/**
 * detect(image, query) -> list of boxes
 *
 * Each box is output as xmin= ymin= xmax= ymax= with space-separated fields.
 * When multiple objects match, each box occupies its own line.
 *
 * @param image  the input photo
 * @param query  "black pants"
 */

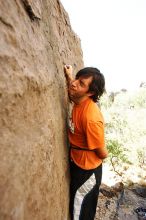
xmin=69 ymin=161 xmax=102 ymax=220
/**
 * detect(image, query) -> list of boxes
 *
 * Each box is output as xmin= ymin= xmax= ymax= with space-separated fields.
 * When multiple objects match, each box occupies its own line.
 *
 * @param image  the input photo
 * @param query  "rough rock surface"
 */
xmin=0 ymin=1 xmax=83 ymax=220
xmin=95 ymin=183 xmax=146 ymax=220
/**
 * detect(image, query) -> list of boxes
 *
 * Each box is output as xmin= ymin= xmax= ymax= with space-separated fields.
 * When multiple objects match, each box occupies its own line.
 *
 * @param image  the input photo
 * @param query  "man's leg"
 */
xmin=69 ymin=162 xmax=102 ymax=220
xmin=70 ymin=161 xmax=86 ymax=220
xmin=79 ymin=164 xmax=102 ymax=220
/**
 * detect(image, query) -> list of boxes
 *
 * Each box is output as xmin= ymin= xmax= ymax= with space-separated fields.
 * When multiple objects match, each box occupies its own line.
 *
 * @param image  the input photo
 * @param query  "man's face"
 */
xmin=69 ymin=76 xmax=93 ymax=102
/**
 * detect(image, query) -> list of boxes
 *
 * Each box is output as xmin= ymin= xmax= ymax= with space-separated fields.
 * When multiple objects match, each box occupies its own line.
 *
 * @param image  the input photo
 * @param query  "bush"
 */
xmin=101 ymin=88 xmax=146 ymax=178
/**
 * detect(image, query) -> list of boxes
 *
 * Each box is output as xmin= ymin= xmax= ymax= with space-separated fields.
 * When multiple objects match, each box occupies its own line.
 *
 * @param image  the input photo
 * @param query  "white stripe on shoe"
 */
xmin=73 ymin=173 xmax=96 ymax=220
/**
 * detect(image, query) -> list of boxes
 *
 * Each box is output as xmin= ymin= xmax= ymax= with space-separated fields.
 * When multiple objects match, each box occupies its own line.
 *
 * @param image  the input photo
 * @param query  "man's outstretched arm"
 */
xmin=64 ymin=65 xmax=73 ymax=88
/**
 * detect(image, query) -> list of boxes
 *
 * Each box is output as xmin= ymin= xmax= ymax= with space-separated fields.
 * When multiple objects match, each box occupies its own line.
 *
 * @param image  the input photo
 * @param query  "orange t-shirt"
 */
xmin=68 ymin=98 xmax=105 ymax=170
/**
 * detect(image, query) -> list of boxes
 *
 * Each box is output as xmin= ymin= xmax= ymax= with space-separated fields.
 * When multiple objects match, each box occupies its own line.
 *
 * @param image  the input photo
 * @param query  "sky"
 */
xmin=60 ymin=0 xmax=146 ymax=92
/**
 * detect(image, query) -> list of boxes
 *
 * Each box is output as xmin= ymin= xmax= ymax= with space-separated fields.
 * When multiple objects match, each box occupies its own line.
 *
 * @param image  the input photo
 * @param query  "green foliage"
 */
xmin=112 ymin=88 xmax=146 ymax=109
xmin=105 ymin=111 xmax=128 ymax=135
xmin=137 ymin=148 xmax=146 ymax=167
xmin=106 ymin=139 xmax=131 ymax=176
xmin=130 ymin=88 xmax=146 ymax=108
xmin=101 ymin=88 xmax=146 ymax=177
xmin=107 ymin=139 xmax=130 ymax=164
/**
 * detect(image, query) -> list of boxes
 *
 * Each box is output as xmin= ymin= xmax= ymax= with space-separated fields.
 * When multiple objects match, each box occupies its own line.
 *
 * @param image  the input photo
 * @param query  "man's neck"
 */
xmin=73 ymin=96 xmax=90 ymax=105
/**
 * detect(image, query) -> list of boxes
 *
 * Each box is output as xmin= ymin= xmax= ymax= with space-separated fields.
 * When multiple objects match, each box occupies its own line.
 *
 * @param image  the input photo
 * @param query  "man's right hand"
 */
xmin=64 ymin=65 xmax=73 ymax=79
xmin=64 ymin=65 xmax=73 ymax=88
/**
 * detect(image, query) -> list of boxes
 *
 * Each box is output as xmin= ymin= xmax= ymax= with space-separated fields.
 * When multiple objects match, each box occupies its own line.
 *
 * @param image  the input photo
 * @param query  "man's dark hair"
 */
xmin=76 ymin=67 xmax=105 ymax=102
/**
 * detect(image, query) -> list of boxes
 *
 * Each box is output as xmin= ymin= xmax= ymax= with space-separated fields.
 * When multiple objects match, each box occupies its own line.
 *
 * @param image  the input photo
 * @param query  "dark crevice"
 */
xmin=0 ymin=17 xmax=14 ymax=29
xmin=21 ymin=0 xmax=41 ymax=21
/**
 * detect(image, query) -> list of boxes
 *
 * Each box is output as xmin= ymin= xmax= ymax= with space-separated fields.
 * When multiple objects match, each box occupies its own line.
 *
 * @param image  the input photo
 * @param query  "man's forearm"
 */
xmin=95 ymin=147 xmax=108 ymax=159
xmin=64 ymin=65 xmax=73 ymax=88
xmin=66 ymin=74 xmax=73 ymax=88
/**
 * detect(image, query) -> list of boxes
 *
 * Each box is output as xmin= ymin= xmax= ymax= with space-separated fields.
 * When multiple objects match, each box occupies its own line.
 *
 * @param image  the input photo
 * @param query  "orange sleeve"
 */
xmin=86 ymin=121 xmax=105 ymax=150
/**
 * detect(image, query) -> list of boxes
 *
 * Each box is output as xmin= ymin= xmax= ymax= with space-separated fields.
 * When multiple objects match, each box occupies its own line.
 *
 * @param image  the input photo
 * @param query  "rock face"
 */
xmin=0 ymin=1 xmax=83 ymax=219
xmin=96 ymin=184 xmax=146 ymax=220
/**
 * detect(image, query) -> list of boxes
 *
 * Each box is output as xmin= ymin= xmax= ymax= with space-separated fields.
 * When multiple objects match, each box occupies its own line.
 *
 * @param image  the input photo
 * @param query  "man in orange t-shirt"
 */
xmin=64 ymin=65 xmax=108 ymax=220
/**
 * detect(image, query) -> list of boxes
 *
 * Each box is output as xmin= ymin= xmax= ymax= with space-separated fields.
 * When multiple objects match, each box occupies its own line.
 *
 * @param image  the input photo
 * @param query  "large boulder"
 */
xmin=0 ymin=1 xmax=83 ymax=219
